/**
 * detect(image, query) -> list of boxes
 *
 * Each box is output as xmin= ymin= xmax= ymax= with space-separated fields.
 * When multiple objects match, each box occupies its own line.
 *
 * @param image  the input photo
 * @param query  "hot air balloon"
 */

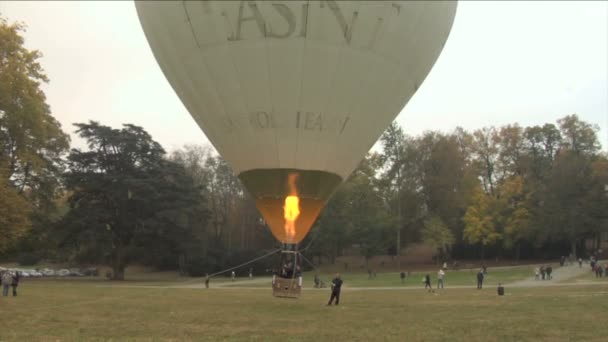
xmin=135 ymin=0 xmax=457 ymax=297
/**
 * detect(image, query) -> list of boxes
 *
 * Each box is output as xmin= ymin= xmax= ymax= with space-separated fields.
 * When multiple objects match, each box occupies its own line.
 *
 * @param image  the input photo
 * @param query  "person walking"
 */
xmin=11 ymin=271 xmax=20 ymax=296
xmin=424 ymin=274 xmax=432 ymax=291
xmin=534 ymin=267 xmax=540 ymax=280
xmin=204 ymin=273 xmax=210 ymax=289
xmin=400 ymin=271 xmax=406 ymax=284
xmin=546 ymin=265 xmax=553 ymax=280
xmin=476 ymin=269 xmax=484 ymax=289
xmin=437 ymin=269 xmax=445 ymax=289
xmin=578 ymin=258 xmax=583 ymax=268
xmin=2 ymin=271 xmax=13 ymax=296
xmin=327 ymin=273 xmax=343 ymax=306
xmin=248 ymin=268 xmax=253 ymax=279
xmin=231 ymin=271 xmax=236 ymax=282
xmin=540 ymin=265 xmax=546 ymax=280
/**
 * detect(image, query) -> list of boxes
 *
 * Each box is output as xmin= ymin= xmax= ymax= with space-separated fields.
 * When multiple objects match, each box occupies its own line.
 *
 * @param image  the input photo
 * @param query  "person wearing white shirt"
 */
xmin=437 ymin=269 xmax=445 ymax=289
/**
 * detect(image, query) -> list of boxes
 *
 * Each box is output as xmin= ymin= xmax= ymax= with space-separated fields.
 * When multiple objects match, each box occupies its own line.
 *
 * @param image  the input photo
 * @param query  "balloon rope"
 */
xmin=298 ymin=229 xmax=319 ymax=253
xmin=298 ymin=252 xmax=318 ymax=271
xmin=208 ymin=248 xmax=282 ymax=279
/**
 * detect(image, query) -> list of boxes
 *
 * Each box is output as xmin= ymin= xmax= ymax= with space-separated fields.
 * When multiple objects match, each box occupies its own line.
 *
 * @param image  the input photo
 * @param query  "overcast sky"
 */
xmin=1 ymin=1 xmax=607 ymax=153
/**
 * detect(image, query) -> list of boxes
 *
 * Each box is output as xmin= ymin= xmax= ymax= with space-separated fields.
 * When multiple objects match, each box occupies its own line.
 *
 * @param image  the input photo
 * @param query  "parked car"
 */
xmin=57 ymin=269 xmax=70 ymax=277
xmin=41 ymin=269 xmax=55 ymax=277
xmin=82 ymin=267 xmax=99 ymax=276
xmin=69 ymin=268 xmax=84 ymax=277
xmin=28 ymin=270 xmax=43 ymax=277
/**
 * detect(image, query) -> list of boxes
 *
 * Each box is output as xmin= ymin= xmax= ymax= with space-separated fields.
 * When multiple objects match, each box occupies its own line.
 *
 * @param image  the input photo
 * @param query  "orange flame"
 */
xmin=283 ymin=173 xmax=300 ymax=240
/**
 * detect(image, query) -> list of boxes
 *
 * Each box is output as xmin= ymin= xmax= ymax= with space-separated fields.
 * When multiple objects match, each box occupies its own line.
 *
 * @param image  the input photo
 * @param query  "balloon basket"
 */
xmin=272 ymin=244 xmax=302 ymax=299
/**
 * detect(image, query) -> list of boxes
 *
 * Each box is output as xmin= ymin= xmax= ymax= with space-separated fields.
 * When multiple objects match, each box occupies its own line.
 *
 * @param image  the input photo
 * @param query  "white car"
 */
xmin=29 ymin=270 xmax=43 ymax=277
xmin=41 ymin=269 xmax=55 ymax=277
xmin=57 ymin=269 xmax=70 ymax=277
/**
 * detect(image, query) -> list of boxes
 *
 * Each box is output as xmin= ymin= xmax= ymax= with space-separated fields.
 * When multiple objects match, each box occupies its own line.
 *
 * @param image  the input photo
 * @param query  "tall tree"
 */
xmin=379 ymin=122 xmax=406 ymax=267
xmin=0 ymin=174 xmax=30 ymax=253
xmin=471 ymin=127 xmax=499 ymax=195
xmin=0 ymin=17 xmax=70 ymax=210
xmin=59 ymin=122 xmax=208 ymax=279
xmin=557 ymin=114 xmax=601 ymax=155
xmin=421 ymin=215 xmax=455 ymax=264
xmin=463 ymin=187 xmax=502 ymax=260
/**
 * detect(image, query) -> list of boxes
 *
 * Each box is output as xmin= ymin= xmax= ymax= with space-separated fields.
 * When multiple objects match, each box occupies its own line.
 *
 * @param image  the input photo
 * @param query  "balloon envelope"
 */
xmin=136 ymin=0 xmax=457 ymax=244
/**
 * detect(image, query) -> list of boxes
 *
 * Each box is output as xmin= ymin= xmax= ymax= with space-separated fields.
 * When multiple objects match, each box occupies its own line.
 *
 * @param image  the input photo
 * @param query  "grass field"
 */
xmin=1 ymin=274 xmax=607 ymax=341
xmin=219 ymin=264 xmax=544 ymax=288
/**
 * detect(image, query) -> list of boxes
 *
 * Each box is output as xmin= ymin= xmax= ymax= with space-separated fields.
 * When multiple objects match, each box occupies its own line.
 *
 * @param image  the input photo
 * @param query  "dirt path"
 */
xmin=509 ymin=263 xmax=592 ymax=287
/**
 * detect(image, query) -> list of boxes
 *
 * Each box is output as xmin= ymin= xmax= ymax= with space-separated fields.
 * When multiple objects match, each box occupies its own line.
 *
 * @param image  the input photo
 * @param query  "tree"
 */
xmin=347 ymin=153 xmax=392 ymax=267
xmin=471 ymin=127 xmax=499 ymax=195
xmin=0 ymin=175 xmax=30 ymax=253
xmin=499 ymin=176 xmax=532 ymax=261
xmin=421 ymin=215 xmax=455 ymax=264
xmin=557 ymin=114 xmax=601 ymax=155
xmin=0 ymin=16 xmax=70 ymax=210
xmin=379 ymin=122 xmax=406 ymax=267
xmin=59 ymin=122 xmax=208 ymax=279
xmin=463 ymin=187 xmax=502 ymax=260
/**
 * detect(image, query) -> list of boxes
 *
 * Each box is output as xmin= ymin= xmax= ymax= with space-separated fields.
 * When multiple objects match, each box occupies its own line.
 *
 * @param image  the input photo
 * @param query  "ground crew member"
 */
xmin=327 ymin=273 xmax=343 ymax=306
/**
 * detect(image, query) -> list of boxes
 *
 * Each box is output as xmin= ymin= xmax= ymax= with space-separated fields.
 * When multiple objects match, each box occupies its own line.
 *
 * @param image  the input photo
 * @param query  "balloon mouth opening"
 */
xmin=238 ymin=169 xmax=342 ymax=244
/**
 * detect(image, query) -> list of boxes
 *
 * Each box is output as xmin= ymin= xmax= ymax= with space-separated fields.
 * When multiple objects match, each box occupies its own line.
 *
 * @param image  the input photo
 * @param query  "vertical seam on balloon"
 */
xmin=197 ymin=2 xmax=243 ymax=174
xmin=319 ymin=1 xmax=363 ymax=178
xmin=294 ymin=0 xmax=311 ymax=171
xmin=176 ymin=1 xmax=227 ymax=159
xmin=260 ymin=2 xmax=280 ymax=172
xmin=182 ymin=1 xmax=202 ymax=49
xmin=187 ymin=1 xmax=233 ymax=171
xmin=222 ymin=9 xmax=256 ymax=174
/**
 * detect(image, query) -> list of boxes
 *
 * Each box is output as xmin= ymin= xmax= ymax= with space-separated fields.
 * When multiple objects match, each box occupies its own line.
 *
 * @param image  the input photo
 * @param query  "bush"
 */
xmin=18 ymin=252 xmax=41 ymax=266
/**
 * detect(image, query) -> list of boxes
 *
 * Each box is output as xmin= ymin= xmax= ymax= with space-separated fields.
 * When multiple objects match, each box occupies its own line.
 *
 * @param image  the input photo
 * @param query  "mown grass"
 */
xmin=1 ymin=278 xmax=607 ymax=341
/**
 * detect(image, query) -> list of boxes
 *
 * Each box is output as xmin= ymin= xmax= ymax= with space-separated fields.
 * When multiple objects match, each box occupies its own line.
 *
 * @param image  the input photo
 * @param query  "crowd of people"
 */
xmin=1 ymin=270 xmax=20 ymax=297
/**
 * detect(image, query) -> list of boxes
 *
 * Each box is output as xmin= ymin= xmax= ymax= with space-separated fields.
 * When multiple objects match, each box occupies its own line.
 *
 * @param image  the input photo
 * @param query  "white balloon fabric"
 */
xmin=135 ymin=0 xmax=457 ymax=180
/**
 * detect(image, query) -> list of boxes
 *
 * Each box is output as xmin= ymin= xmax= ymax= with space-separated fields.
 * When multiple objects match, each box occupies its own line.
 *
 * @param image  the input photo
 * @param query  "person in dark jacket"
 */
xmin=476 ymin=269 xmax=484 ymax=289
xmin=327 ymin=273 xmax=343 ymax=306
xmin=546 ymin=266 xmax=553 ymax=280
xmin=11 ymin=271 xmax=20 ymax=296
xmin=424 ymin=274 xmax=432 ymax=290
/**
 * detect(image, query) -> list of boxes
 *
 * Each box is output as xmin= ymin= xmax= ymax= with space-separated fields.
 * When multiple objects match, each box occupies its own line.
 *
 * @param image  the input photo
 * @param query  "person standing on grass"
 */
xmin=400 ymin=271 xmax=406 ymax=284
xmin=327 ymin=273 xmax=343 ymax=306
xmin=437 ymin=269 xmax=445 ymax=289
xmin=540 ymin=265 xmax=546 ymax=280
xmin=476 ymin=269 xmax=484 ymax=289
xmin=424 ymin=274 xmax=432 ymax=290
xmin=2 ymin=271 xmax=13 ymax=296
xmin=11 ymin=271 xmax=20 ymax=296
xmin=546 ymin=266 xmax=553 ymax=280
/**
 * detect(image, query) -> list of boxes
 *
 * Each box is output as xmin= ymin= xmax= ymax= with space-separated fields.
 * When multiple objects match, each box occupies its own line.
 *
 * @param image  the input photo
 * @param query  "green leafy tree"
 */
xmin=0 ymin=16 xmax=70 ymax=257
xmin=421 ymin=215 xmax=455 ymax=264
xmin=0 ymin=16 xmax=70 ymax=210
xmin=0 ymin=174 xmax=30 ymax=253
xmin=59 ymin=122 xmax=208 ymax=280
xmin=463 ymin=187 xmax=502 ymax=260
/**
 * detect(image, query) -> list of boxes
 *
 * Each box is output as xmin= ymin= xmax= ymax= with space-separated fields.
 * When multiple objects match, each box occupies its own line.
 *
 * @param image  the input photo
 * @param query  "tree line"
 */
xmin=1 ymin=16 xmax=606 ymax=279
